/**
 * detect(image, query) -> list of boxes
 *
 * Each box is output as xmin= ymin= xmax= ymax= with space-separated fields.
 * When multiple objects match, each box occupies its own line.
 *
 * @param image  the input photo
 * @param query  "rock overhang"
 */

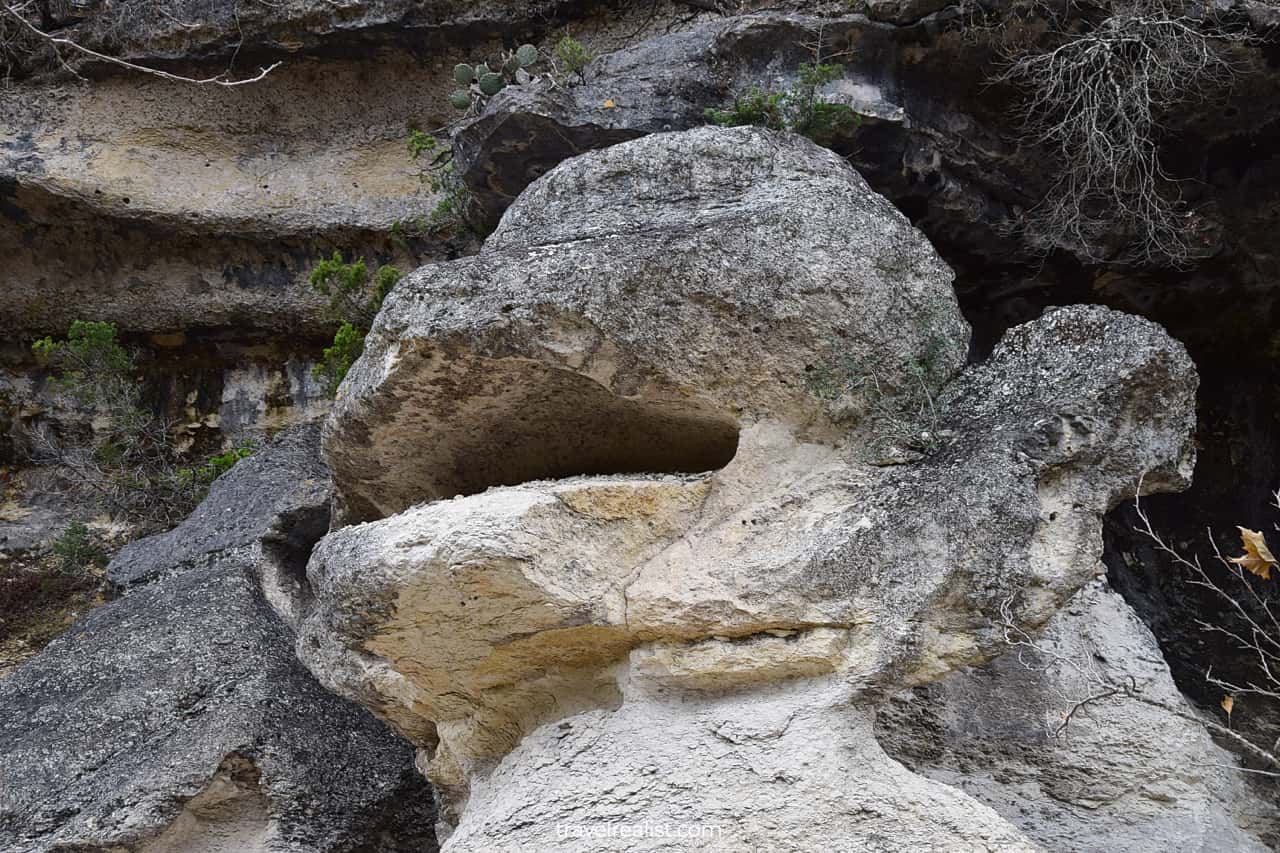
xmin=323 ymin=125 xmax=970 ymax=525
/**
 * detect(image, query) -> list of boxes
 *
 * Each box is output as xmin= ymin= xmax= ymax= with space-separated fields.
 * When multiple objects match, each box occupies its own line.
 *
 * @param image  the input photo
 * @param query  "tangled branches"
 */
xmin=1134 ymin=491 xmax=1280 ymax=760
xmin=997 ymin=480 xmax=1280 ymax=778
xmin=1 ymin=1 xmax=279 ymax=85
xmin=998 ymin=587 xmax=1280 ymax=776
xmin=29 ymin=322 xmax=213 ymax=531
xmin=991 ymin=0 xmax=1251 ymax=266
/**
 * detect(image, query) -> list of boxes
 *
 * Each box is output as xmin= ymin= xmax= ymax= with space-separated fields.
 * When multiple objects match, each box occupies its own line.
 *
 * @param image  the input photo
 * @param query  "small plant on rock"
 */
xmin=405 ymin=128 xmax=476 ymax=234
xmin=554 ymin=35 xmax=593 ymax=78
xmin=177 ymin=440 xmax=254 ymax=487
xmin=51 ymin=522 xmax=107 ymax=576
xmin=314 ymin=322 xmax=365 ymax=395
xmin=807 ymin=308 xmax=957 ymax=464
xmin=449 ymin=44 xmax=540 ymax=113
xmin=1 ymin=523 xmax=105 ymax=648
xmin=706 ymin=60 xmax=861 ymax=147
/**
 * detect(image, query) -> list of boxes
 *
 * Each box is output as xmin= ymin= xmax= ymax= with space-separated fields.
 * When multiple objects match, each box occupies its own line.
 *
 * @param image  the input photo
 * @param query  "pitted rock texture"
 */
xmin=302 ymin=127 xmax=1205 ymax=849
xmin=324 ymin=125 xmax=968 ymax=524
xmin=0 ymin=427 xmax=437 ymax=853
xmin=876 ymin=580 xmax=1279 ymax=853
xmin=107 ymin=423 xmax=329 ymax=597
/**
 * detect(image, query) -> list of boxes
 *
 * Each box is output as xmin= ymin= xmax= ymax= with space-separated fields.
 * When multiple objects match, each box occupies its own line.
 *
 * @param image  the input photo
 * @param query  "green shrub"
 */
xmin=704 ymin=88 xmax=786 ymax=132
xmin=51 ymin=522 xmax=107 ymax=575
xmin=205 ymin=441 xmax=254 ymax=478
xmin=33 ymin=321 xmax=131 ymax=405
xmin=554 ymin=35 xmax=593 ymax=77
xmin=406 ymin=130 xmax=475 ymax=235
xmin=309 ymin=251 xmax=400 ymax=330
xmin=177 ymin=440 xmax=254 ymax=487
xmin=308 ymin=254 xmax=402 ymax=396
xmin=314 ymin=322 xmax=365 ymax=396
xmin=705 ymin=61 xmax=860 ymax=146
xmin=31 ymin=322 xmax=209 ymax=528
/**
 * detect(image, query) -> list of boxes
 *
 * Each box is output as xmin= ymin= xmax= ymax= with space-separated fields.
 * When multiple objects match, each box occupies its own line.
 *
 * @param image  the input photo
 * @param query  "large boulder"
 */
xmin=323 ymin=125 xmax=969 ymax=524
xmin=301 ymin=127 xmax=1205 ymax=849
xmin=106 ymin=424 xmax=329 ymax=599
xmin=0 ymin=427 xmax=438 ymax=853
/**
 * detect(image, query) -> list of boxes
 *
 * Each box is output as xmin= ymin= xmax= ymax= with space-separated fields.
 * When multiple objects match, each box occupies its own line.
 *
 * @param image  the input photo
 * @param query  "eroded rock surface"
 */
xmin=876 ymin=580 xmax=1279 ymax=852
xmin=0 ymin=427 xmax=437 ymax=853
xmin=301 ymin=127 xmax=1210 ymax=850
xmin=323 ymin=125 xmax=968 ymax=524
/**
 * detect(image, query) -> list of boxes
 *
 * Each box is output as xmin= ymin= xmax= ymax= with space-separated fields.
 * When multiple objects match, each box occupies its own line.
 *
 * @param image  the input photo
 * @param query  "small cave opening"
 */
xmin=433 ymin=397 xmax=742 ymax=498
xmin=347 ymin=354 xmax=743 ymax=523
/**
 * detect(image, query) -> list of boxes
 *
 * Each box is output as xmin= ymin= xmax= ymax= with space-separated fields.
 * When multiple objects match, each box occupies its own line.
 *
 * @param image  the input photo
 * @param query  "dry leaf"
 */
xmin=603 ymin=98 xmax=616 ymax=109
xmin=1229 ymin=527 xmax=1276 ymax=580
xmin=1221 ymin=694 xmax=1234 ymax=717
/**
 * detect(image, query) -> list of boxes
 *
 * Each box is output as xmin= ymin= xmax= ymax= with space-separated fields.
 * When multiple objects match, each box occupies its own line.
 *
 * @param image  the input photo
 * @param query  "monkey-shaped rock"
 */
xmin=300 ymin=126 xmax=1197 ymax=851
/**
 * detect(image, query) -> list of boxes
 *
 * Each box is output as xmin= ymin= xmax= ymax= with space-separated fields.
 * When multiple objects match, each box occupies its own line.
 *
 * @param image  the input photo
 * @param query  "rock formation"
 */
xmin=0 ymin=427 xmax=438 ymax=853
xmin=299 ymin=126 xmax=1215 ymax=849
xmin=2 ymin=1 xmax=1279 ymax=849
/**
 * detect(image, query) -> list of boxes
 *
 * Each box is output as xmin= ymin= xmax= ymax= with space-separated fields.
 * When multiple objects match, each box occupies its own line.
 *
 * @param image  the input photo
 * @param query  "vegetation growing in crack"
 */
xmin=705 ymin=60 xmax=861 ymax=148
xmin=406 ymin=128 xmax=479 ymax=236
xmin=553 ymin=35 xmax=593 ymax=79
xmin=309 ymin=252 xmax=401 ymax=396
xmin=807 ymin=331 xmax=955 ymax=463
xmin=181 ymin=441 xmax=254 ymax=487
xmin=968 ymin=0 xmax=1256 ymax=266
xmin=28 ymin=322 xmax=252 ymax=531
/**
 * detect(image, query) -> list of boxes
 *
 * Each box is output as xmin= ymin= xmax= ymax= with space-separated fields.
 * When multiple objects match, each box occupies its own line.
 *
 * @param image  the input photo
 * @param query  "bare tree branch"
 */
xmin=978 ymin=0 xmax=1254 ymax=265
xmin=1 ymin=3 xmax=280 ymax=86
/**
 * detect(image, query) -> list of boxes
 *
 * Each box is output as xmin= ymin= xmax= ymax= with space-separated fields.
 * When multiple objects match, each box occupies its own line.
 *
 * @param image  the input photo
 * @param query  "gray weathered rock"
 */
xmin=302 ymin=127 xmax=1206 ymax=849
xmin=324 ymin=125 xmax=968 ymax=525
xmin=876 ymin=580 xmax=1280 ymax=852
xmin=451 ymin=12 xmax=1006 ymax=233
xmin=0 ymin=427 xmax=438 ymax=853
xmin=107 ymin=424 xmax=328 ymax=590
xmin=17 ymin=1 xmax=599 ymax=69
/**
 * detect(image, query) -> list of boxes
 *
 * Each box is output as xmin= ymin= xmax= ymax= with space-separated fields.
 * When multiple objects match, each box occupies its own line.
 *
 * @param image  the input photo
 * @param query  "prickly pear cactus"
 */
xmin=449 ymin=44 xmax=542 ymax=111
